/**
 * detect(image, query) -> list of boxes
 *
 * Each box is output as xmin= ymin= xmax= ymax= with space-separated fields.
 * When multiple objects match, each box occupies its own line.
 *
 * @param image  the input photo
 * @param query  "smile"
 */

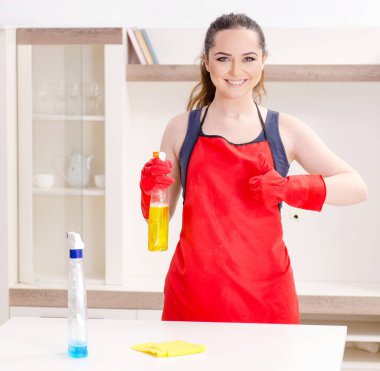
xmin=225 ymin=79 xmax=247 ymax=86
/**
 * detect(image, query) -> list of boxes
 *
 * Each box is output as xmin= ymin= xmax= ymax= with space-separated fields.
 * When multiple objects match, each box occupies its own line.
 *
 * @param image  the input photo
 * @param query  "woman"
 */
xmin=139 ymin=13 xmax=368 ymax=324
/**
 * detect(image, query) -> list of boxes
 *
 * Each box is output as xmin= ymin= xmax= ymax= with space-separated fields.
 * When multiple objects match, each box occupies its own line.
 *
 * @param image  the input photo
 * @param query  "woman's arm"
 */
xmin=281 ymin=113 xmax=368 ymax=205
xmin=160 ymin=112 xmax=189 ymax=219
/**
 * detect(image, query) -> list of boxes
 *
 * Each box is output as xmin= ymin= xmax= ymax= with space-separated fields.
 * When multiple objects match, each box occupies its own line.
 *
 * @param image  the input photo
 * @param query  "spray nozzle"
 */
xmin=153 ymin=151 xmax=166 ymax=161
xmin=66 ymin=231 xmax=85 ymax=250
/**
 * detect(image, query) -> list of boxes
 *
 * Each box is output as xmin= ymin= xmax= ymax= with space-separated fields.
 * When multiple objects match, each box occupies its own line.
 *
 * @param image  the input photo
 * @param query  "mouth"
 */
xmin=225 ymin=79 xmax=247 ymax=86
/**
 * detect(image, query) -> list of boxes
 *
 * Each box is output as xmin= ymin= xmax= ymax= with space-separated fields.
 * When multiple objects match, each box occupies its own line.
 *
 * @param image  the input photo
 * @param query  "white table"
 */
xmin=0 ymin=317 xmax=346 ymax=371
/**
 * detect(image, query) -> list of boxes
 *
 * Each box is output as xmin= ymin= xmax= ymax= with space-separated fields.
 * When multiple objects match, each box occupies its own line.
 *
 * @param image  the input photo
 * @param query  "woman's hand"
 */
xmin=140 ymin=157 xmax=175 ymax=219
xmin=249 ymin=153 xmax=326 ymax=211
xmin=140 ymin=157 xmax=175 ymax=195
xmin=249 ymin=153 xmax=287 ymax=208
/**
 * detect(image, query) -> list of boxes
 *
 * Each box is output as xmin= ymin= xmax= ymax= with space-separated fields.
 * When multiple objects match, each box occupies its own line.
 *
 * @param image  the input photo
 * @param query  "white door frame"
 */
xmin=0 ymin=27 xmax=18 ymax=325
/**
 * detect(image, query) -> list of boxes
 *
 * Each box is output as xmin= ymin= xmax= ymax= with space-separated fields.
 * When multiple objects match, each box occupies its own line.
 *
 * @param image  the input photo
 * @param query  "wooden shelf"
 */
xmin=9 ymin=281 xmax=380 ymax=314
xmin=126 ymin=64 xmax=380 ymax=82
xmin=33 ymin=187 xmax=104 ymax=196
xmin=33 ymin=114 xmax=105 ymax=122
xmin=297 ymin=281 xmax=380 ymax=316
xmin=17 ymin=28 xmax=123 ymax=45
xmin=9 ymin=286 xmax=163 ymax=310
xmin=127 ymin=64 xmax=200 ymax=81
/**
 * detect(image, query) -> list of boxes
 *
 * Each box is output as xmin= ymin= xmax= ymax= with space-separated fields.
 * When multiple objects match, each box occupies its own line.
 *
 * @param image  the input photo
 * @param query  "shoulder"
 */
xmin=278 ymin=111 xmax=321 ymax=142
xmin=278 ymin=111 xmax=306 ymax=131
xmin=277 ymin=111 xmax=330 ymax=165
xmin=161 ymin=110 xmax=191 ymax=159
xmin=166 ymin=110 xmax=190 ymax=132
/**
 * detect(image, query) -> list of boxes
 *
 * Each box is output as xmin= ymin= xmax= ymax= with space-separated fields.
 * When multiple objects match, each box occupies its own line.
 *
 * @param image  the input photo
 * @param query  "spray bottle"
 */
xmin=148 ymin=151 xmax=169 ymax=251
xmin=66 ymin=231 xmax=88 ymax=358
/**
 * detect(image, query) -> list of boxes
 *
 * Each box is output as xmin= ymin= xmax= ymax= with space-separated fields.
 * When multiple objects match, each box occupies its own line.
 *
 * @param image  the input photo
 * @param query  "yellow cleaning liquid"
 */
xmin=148 ymin=204 xmax=169 ymax=251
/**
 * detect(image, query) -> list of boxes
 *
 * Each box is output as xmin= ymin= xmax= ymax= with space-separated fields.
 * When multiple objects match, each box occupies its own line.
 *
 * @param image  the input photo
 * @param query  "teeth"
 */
xmin=227 ymin=79 xmax=245 ymax=85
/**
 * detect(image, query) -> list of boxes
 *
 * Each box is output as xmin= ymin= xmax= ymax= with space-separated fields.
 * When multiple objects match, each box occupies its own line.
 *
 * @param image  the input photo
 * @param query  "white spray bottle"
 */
xmin=66 ymin=231 xmax=88 ymax=358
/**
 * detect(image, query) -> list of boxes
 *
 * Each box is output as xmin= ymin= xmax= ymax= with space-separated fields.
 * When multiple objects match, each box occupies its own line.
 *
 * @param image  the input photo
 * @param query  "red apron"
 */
xmin=162 ymin=131 xmax=300 ymax=324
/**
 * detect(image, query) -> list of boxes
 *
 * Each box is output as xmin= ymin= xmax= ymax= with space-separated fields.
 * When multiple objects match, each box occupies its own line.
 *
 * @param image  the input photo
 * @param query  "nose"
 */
xmin=229 ymin=60 xmax=241 ymax=77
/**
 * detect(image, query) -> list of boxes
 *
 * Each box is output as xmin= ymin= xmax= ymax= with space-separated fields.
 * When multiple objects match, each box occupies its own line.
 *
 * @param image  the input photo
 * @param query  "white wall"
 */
xmin=1 ymin=0 xmax=380 ymax=28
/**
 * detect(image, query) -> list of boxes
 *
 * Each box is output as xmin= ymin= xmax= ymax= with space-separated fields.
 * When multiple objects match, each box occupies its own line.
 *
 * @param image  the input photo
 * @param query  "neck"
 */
xmin=210 ymin=91 xmax=257 ymax=119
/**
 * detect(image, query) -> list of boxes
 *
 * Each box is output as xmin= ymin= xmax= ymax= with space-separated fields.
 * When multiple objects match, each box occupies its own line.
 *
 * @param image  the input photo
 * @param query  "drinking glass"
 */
xmin=86 ymin=82 xmax=103 ymax=115
xmin=68 ymin=82 xmax=81 ymax=115
xmin=55 ymin=82 xmax=67 ymax=114
xmin=35 ymin=84 xmax=49 ymax=114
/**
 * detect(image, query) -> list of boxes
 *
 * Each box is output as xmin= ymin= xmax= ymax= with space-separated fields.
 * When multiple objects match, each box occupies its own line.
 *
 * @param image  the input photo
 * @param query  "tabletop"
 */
xmin=0 ymin=317 xmax=346 ymax=371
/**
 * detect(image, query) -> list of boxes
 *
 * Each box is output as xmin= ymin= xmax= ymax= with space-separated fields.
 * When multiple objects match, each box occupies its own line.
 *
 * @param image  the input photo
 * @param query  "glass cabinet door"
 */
xmin=17 ymin=28 xmax=124 ymax=287
xmin=19 ymin=42 xmax=106 ymax=284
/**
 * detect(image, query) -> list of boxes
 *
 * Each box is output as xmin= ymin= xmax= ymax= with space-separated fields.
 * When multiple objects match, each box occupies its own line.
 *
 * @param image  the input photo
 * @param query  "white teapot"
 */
xmin=64 ymin=151 xmax=94 ymax=188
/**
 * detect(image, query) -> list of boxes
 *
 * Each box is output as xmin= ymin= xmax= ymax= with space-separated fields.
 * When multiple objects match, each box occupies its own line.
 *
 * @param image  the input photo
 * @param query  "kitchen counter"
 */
xmin=0 ymin=317 xmax=346 ymax=370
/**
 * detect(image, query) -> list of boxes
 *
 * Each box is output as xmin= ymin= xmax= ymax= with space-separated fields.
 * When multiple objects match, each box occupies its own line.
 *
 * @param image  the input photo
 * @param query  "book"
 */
xmin=134 ymin=28 xmax=154 ymax=65
xmin=127 ymin=28 xmax=146 ymax=64
xmin=140 ymin=29 xmax=159 ymax=64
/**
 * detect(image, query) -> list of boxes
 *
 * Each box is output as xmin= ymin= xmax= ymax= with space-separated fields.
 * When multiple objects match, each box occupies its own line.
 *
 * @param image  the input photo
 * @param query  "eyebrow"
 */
xmin=213 ymin=51 xmax=258 ymax=57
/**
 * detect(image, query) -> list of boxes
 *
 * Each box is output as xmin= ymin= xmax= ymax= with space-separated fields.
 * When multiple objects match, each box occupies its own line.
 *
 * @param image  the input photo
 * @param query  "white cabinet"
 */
xmin=16 ymin=28 xmax=126 ymax=286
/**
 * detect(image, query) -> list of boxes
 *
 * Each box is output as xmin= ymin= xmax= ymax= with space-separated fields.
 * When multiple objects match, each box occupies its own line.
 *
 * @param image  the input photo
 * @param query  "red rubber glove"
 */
xmin=140 ymin=157 xmax=175 ymax=219
xmin=249 ymin=153 xmax=326 ymax=211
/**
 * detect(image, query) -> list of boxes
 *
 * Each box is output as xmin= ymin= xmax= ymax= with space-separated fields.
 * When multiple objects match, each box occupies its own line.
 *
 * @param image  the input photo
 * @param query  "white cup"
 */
xmin=94 ymin=174 xmax=105 ymax=189
xmin=33 ymin=174 xmax=55 ymax=188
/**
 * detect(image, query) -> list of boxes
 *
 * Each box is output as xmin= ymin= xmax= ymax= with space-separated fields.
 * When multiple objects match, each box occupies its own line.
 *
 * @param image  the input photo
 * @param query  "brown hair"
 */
xmin=187 ymin=13 xmax=267 ymax=111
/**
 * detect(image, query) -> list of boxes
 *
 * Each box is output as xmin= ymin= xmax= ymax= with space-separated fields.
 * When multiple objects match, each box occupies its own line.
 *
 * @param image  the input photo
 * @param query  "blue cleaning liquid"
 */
xmin=68 ymin=343 xmax=88 ymax=358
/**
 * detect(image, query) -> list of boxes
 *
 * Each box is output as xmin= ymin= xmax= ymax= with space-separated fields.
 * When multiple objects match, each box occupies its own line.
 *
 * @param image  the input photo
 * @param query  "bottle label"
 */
xmin=148 ymin=204 xmax=169 ymax=251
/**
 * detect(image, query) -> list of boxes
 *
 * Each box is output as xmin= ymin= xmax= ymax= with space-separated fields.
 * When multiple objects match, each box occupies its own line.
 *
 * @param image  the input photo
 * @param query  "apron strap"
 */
xmin=179 ymin=108 xmax=202 ymax=201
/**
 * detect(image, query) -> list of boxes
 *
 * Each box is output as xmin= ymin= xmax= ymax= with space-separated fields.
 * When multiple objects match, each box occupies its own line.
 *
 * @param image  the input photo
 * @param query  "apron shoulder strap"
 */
xmin=179 ymin=108 xmax=202 ymax=201
xmin=265 ymin=110 xmax=290 ymax=178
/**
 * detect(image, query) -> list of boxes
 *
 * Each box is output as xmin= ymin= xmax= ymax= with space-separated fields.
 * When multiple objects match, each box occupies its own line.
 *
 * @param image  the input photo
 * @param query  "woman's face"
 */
xmin=204 ymin=28 xmax=267 ymax=99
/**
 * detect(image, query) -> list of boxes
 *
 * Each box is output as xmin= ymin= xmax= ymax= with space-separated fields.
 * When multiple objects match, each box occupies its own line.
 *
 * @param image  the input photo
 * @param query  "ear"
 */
xmin=202 ymin=53 xmax=210 ymax=72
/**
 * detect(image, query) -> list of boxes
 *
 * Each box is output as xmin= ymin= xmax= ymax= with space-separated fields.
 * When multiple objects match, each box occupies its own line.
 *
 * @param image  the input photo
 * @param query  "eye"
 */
xmin=216 ymin=57 xmax=230 ymax=62
xmin=243 ymin=57 xmax=256 ymax=62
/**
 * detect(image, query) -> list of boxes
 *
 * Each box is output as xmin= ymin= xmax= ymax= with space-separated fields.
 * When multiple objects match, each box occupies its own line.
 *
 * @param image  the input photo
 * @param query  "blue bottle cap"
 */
xmin=66 ymin=232 xmax=85 ymax=258
xmin=69 ymin=249 xmax=83 ymax=259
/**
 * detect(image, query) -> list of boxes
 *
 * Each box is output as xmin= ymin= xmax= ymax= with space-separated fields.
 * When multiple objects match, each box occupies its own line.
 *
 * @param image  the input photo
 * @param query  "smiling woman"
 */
xmin=188 ymin=14 xmax=267 ymax=109
xmin=203 ymin=29 xmax=266 ymax=104
xmin=138 ymin=13 xmax=368 ymax=325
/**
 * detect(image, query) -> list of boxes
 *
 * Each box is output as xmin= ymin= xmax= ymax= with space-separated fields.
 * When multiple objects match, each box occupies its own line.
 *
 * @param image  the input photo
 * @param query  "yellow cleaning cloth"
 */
xmin=131 ymin=340 xmax=206 ymax=357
